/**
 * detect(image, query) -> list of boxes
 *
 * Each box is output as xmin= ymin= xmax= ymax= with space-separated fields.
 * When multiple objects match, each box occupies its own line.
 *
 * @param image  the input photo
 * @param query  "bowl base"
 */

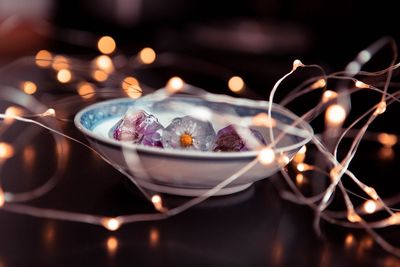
xmin=137 ymin=181 xmax=253 ymax=197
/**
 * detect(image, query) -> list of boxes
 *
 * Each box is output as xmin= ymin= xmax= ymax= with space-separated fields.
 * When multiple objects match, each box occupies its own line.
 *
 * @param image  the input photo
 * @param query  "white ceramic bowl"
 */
xmin=74 ymin=92 xmax=313 ymax=196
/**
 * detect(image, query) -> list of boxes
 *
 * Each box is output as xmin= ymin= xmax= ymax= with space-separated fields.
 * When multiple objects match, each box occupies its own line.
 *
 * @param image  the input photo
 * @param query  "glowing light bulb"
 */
xmin=374 ymin=101 xmax=386 ymax=115
xmin=77 ymin=82 xmax=95 ymax=99
xmin=278 ymin=155 xmax=290 ymax=166
xmin=364 ymin=186 xmax=379 ymax=200
xmin=322 ymin=90 xmax=338 ymax=103
xmin=325 ymin=104 xmax=346 ymax=126
xmin=292 ymin=59 xmax=304 ymax=70
xmin=35 ymin=50 xmax=53 ymax=68
xmin=296 ymin=163 xmax=310 ymax=172
xmin=311 ymin=79 xmax=326 ymax=89
xmin=377 ymin=133 xmax=397 ymax=148
xmin=92 ymin=70 xmax=109 ymax=82
xmin=293 ymin=145 xmax=307 ymax=163
xmin=106 ymin=236 xmax=118 ymax=253
xmin=57 ymin=69 xmax=72 ymax=83
xmin=258 ymin=147 xmax=275 ymax=165
xmin=345 ymin=234 xmax=355 ymax=247
xmin=94 ymin=55 xmax=114 ymax=73
xmin=151 ymin=195 xmax=163 ymax=211
xmin=149 ymin=227 xmax=160 ymax=247
xmin=21 ymin=81 xmax=37 ymax=95
xmin=97 ymin=36 xmax=116 ymax=54
xmin=355 ymin=80 xmax=369 ymax=89
xmin=0 ymin=188 xmax=5 ymax=207
xmin=363 ymin=200 xmax=377 ymax=214
xmin=138 ymin=47 xmax=156 ymax=64
xmin=388 ymin=213 xmax=400 ymax=225
xmin=101 ymin=218 xmax=121 ymax=231
xmin=251 ymin=113 xmax=276 ymax=128
xmin=347 ymin=210 xmax=362 ymax=223
xmin=296 ymin=173 xmax=305 ymax=185
xmin=166 ymin=77 xmax=184 ymax=93
xmin=228 ymin=76 xmax=245 ymax=93
xmin=43 ymin=108 xmax=56 ymax=117
xmin=52 ymin=55 xmax=69 ymax=71
xmin=121 ymin=76 xmax=142 ymax=99
xmin=4 ymin=106 xmax=24 ymax=124
xmin=0 ymin=142 xmax=14 ymax=159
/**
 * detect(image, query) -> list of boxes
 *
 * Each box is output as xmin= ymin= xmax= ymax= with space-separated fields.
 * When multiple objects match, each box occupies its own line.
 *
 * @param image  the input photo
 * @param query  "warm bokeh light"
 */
xmin=92 ymin=70 xmax=109 ymax=82
xmin=138 ymin=47 xmax=156 ymax=64
xmin=311 ymin=79 xmax=326 ymax=89
xmin=347 ymin=210 xmax=362 ymax=223
xmin=43 ymin=108 xmax=56 ymax=117
xmin=4 ymin=106 xmax=24 ymax=124
xmin=57 ymin=69 xmax=72 ymax=83
xmin=325 ymin=104 xmax=346 ymax=126
xmin=106 ymin=236 xmax=118 ymax=254
xmin=0 ymin=188 xmax=5 ymax=207
xmin=258 ymin=147 xmax=275 ymax=165
xmin=21 ymin=81 xmax=37 ymax=95
xmin=101 ymin=218 xmax=121 ymax=231
xmin=377 ymin=133 xmax=397 ymax=148
xmin=296 ymin=173 xmax=305 ymax=185
xmin=52 ymin=55 xmax=70 ymax=71
xmin=23 ymin=145 xmax=36 ymax=171
xmin=94 ymin=55 xmax=114 ymax=73
xmin=345 ymin=234 xmax=355 ymax=248
xmin=363 ymin=200 xmax=377 ymax=214
xmin=355 ymin=80 xmax=369 ymax=89
xmin=121 ymin=76 xmax=142 ymax=99
xmin=151 ymin=195 xmax=163 ymax=211
xmin=0 ymin=142 xmax=14 ymax=159
xmin=364 ymin=186 xmax=379 ymax=200
xmin=374 ymin=101 xmax=386 ymax=115
xmin=228 ymin=76 xmax=245 ymax=93
xmin=378 ymin=147 xmax=395 ymax=160
xmin=35 ymin=50 xmax=53 ymax=68
xmin=251 ymin=113 xmax=276 ymax=128
xmin=296 ymin=163 xmax=307 ymax=172
xmin=149 ymin=227 xmax=160 ymax=247
xmin=292 ymin=59 xmax=304 ymax=70
xmin=166 ymin=77 xmax=184 ymax=93
xmin=77 ymin=82 xmax=96 ymax=100
xmin=322 ymin=90 xmax=338 ymax=103
xmin=293 ymin=145 xmax=307 ymax=163
xmin=97 ymin=36 xmax=116 ymax=54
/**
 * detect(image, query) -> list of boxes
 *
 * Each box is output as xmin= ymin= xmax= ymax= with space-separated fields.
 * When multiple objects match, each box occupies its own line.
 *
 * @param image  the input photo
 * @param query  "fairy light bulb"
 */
xmin=252 ymin=113 xmax=276 ymax=128
xmin=364 ymin=186 xmax=379 ymax=200
xmin=228 ymin=76 xmax=245 ymax=93
xmin=363 ymin=200 xmax=377 ymax=214
xmin=325 ymin=104 xmax=346 ymax=126
xmin=92 ymin=70 xmax=108 ymax=82
xmin=42 ymin=108 xmax=56 ymax=117
xmin=347 ymin=210 xmax=362 ymax=223
xmin=101 ymin=218 xmax=121 ymax=231
xmin=52 ymin=55 xmax=69 ymax=71
xmin=0 ymin=142 xmax=14 ymax=159
xmin=374 ymin=101 xmax=386 ymax=115
xmin=21 ymin=81 xmax=37 ymax=95
xmin=77 ymin=82 xmax=95 ymax=99
xmin=4 ymin=106 xmax=24 ymax=124
xmin=57 ymin=69 xmax=72 ymax=83
xmin=296 ymin=173 xmax=305 ymax=185
xmin=149 ymin=227 xmax=160 ymax=247
xmin=106 ymin=236 xmax=118 ymax=254
xmin=355 ymin=80 xmax=369 ymax=89
xmin=292 ymin=59 xmax=304 ymax=70
xmin=138 ymin=47 xmax=156 ymax=64
xmin=345 ymin=234 xmax=355 ymax=248
xmin=151 ymin=195 xmax=163 ymax=211
xmin=97 ymin=36 xmax=116 ymax=54
xmin=388 ymin=213 xmax=400 ymax=225
xmin=258 ymin=147 xmax=275 ymax=165
xmin=296 ymin=163 xmax=311 ymax=172
xmin=35 ymin=50 xmax=53 ymax=68
xmin=0 ymin=188 xmax=5 ymax=207
xmin=121 ymin=76 xmax=142 ymax=99
xmin=166 ymin=77 xmax=184 ymax=93
xmin=377 ymin=133 xmax=397 ymax=148
xmin=94 ymin=55 xmax=114 ymax=73
xmin=322 ymin=90 xmax=338 ymax=103
xmin=311 ymin=79 xmax=326 ymax=89
xmin=293 ymin=145 xmax=306 ymax=163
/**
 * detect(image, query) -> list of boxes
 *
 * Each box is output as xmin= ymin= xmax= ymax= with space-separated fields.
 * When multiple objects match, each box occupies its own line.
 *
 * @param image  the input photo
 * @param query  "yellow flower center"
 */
xmin=180 ymin=133 xmax=193 ymax=147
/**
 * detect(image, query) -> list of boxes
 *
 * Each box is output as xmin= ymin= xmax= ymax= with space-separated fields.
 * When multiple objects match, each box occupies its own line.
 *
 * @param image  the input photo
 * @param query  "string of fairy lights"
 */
xmin=1 ymin=32 xmax=400 ymax=257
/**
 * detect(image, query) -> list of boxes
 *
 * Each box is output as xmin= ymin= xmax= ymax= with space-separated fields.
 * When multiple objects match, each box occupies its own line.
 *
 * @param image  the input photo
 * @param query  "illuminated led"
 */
xmin=363 ymin=200 xmax=377 ymax=214
xmin=94 ymin=55 xmax=114 ymax=73
xmin=374 ymin=101 xmax=386 ymax=115
xmin=121 ymin=76 xmax=142 ymax=99
xmin=388 ymin=213 xmax=400 ymax=225
xmin=4 ymin=106 xmax=24 ymax=124
xmin=345 ymin=234 xmax=354 ymax=247
xmin=77 ymin=82 xmax=95 ymax=99
xmin=228 ymin=76 xmax=245 ymax=93
xmin=21 ymin=81 xmax=37 ymax=95
xmin=0 ymin=142 xmax=14 ymax=159
xmin=138 ymin=47 xmax=156 ymax=64
xmin=292 ymin=59 xmax=304 ymax=70
xmin=377 ymin=133 xmax=397 ymax=148
xmin=258 ymin=147 xmax=275 ymax=165
xmin=251 ymin=113 xmax=276 ymax=128
xmin=151 ymin=195 xmax=163 ymax=211
xmin=0 ymin=188 xmax=5 ymax=207
xmin=57 ymin=69 xmax=72 ymax=83
xmin=92 ymin=70 xmax=109 ymax=82
xmin=296 ymin=173 xmax=305 ymax=185
xmin=101 ymin=218 xmax=121 ymax=231
xmin=347 ymin=210 xmax=362 ymax=223
xmin=322 ymin=90 xmax=338 ymax=103
xmin=364 ymin=186 xmax=379 ymax=200
xmin=277 ymin=155 xmax=290 ymax=166
xmin=296 ymin=163 xmax=309 ymax=172
xmin=52 ymin=55 xmax=69 ymax=71
xmin=106 ymin=236 xmax=118 ymax=253
xmin=311 ymin=79 xmax=326 ymax=89
xmin=149 ymin=227 xmax=160 ymax=247
xmin=325 ymin=104 xmax=346 ymax=126
xmin=97 ymin=36 xmax=116 ymax=54
xmin=355 ymin=80 xmax=369 ymax=89
xmin=35 ymin=50 xmax=53 ymax=68
xmin=166 ymin=77 xmax=184 ymax=93
xmin=121 ymin=76 xmax=139 ymax=90
xmin=293 ymin=146 xmax=306 ymax=163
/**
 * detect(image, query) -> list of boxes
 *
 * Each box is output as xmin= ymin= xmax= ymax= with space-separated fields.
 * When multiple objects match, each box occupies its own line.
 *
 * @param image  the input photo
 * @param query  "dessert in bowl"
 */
xmin=74 ymin=89 xmax=313 ymax=196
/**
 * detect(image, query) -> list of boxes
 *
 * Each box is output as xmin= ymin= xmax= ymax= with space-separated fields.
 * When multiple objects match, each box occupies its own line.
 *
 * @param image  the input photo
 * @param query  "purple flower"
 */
xmin=213 ymin=125 xmax=266 ymax=152
xmin=162 ymin=116 xmax=216 ymax=151
xmin=113 ymin=109 xmax=163 ymax=147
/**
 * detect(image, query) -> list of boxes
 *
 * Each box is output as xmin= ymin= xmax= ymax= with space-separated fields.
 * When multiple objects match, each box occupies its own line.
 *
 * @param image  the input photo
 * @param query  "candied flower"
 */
xmin=213 ymin=125 xmax=266 ymax=152
xmin=162 ymin=116 xmax=216 ymax=151
xmin=113 ymin=109 xmax=163 ymax=147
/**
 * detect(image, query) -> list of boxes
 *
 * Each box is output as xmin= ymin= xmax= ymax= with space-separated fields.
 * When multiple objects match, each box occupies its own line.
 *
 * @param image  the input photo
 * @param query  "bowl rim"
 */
xmin=74 ymin=94 xmax=313 ymax=159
